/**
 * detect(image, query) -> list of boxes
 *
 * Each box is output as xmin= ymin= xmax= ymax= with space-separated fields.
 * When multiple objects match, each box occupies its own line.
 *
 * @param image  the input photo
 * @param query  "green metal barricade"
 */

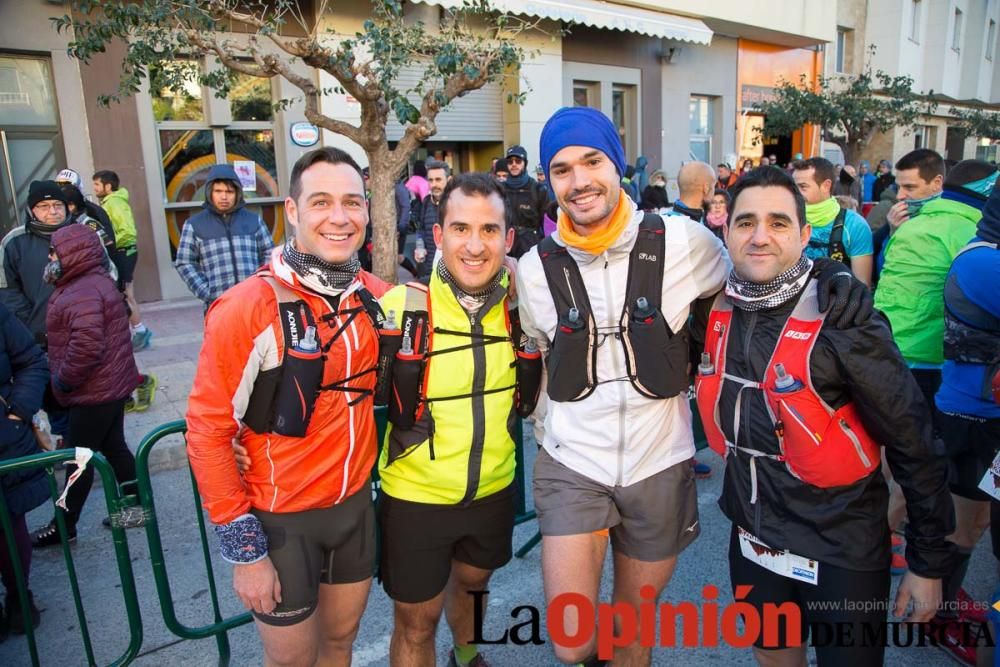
xmin=0 ymin=449 xmax=144 ymax=667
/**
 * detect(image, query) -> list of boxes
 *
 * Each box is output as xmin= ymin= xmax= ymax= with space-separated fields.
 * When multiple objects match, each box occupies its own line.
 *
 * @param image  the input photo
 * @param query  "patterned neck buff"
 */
xmin=283 ymin=241 xmax=360 ymax=292
xmin=437 ymin=261 xmax=505 ymax=315
xmin=726 ymin=255 xmax=813 ymax=312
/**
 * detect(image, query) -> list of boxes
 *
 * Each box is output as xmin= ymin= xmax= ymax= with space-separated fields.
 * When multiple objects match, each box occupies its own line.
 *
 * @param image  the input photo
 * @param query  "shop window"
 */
xmin=689 ymin=95 xmax=714 ymax=163
xmin=152 ymin=61 xmax=283 ymax=258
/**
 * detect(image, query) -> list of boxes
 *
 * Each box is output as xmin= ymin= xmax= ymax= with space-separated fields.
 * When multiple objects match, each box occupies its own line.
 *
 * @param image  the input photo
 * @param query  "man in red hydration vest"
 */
xmin=695 ymin=166 xmax=955 ymax=667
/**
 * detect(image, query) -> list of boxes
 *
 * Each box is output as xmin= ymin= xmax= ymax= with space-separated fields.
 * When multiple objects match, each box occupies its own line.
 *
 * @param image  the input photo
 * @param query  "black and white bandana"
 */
xmin=726 ymin=256 xmax=813 ymax=312
xmin=283 ymin=241 xmax=360 ymax=292
xmin=437 ymin=261 xmax=505 ymax=315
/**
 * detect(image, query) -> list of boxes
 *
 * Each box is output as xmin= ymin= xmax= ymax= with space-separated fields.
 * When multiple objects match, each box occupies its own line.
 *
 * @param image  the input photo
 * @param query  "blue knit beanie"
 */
xmin=539 ymin=107 xmax=627 ymax=183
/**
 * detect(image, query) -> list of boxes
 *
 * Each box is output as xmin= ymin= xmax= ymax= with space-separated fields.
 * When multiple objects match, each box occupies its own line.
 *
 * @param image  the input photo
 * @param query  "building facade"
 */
xmin=1 ymin=0 xmax=835 ymax=301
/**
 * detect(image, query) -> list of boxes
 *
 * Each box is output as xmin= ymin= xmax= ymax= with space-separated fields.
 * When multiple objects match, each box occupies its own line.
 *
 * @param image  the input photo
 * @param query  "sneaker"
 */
xmin=957 ymin=588 xmax=988 ymax=625
xmin=929 ymin=615 xmax=977 ymax=666
xmin=30 ymin=520 xmax=76 ymax=549
xmin=692 ymin=460 xmax=712 ymax=479
xmin=5 ymin=591 xmax=40 ymax=635
xmin=133 ymin=374 xmax=157 ymax=412
xmin=447 ymin=650 xmax=491 ymax=667
xmin=890 ymin=551 xmax=908 ymax=576
xmin=131 ymin=328 xmax=153 ymax=352
xmin=124 ymin=397 xmax=136 ymax=413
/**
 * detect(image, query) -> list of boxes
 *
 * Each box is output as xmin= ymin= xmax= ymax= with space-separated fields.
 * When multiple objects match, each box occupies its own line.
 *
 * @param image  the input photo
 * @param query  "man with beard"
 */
xmin=500 ymin=145 xmax=549 ymax=258
xmin=415 ymin=160 xmax=452 ymax=279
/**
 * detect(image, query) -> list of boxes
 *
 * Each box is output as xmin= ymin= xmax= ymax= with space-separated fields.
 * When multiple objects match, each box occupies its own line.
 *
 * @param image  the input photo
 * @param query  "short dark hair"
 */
xmin=93 ymin=170 xmax=120 ymax=190
xmin=712 ymin=188 xmax=731 ymax=205
xmin=289 ymin=147 xmax=364 ymax=203
xmin=944 ymin=159 xmax=997 ymax=190
xmin=438 ymin=172 xmax=506 ymax=226
xmin=58 ymin=182 xmax=86 ymax=210
xmin=791 ymin=157 xmax=834 ymax=187
xmin=728 ymin=166 xmax=807 ymax=228
xmin=425 ymin=159 xmax=451 ymax=177
xmin=895 ymin=148 xmax=945 ymax=183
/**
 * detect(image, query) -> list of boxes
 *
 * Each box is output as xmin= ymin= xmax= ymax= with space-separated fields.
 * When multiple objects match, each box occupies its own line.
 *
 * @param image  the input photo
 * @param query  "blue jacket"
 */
xmin=0 ymin=303 xmax=49 ymax=516
xmin=174 ymin=164 xmax=274 ymax=303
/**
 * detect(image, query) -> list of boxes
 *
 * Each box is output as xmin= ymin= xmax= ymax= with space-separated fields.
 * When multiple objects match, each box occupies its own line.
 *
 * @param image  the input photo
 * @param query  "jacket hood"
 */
xmin=104 ymin=187 xmax=129 ymax=204
xmin=51 ymin=223 xmax=106 ymax=284
xmin=203 ymin=164 xmax=246 ymax=215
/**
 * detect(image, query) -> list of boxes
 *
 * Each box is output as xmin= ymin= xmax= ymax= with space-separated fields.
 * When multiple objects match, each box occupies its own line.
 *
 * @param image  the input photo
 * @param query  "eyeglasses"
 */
xmin=32 ymin=201 xmax=65 ymax=214
xmin=507 ymin=157 xmax=525 ymax=165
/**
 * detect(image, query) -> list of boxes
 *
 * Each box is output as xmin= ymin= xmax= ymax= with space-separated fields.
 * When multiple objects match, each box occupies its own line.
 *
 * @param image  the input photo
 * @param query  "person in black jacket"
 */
xmin=702 ymin=167 xmax=954 ymax=667
xmin=0 ymin=302 xmax=49 ymax=635
xmin=501 ymin=145 xmax=549 ymax=258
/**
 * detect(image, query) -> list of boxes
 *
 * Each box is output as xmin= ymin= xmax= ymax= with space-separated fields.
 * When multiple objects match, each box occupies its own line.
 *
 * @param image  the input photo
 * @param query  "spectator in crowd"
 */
xmin=667 ymin=161 xmax=714 ymax=223
xmin=174 ymin=164 xmax=274 ymax=309
xmin=31 ymin=224 xmax=140 ymax=548
xmin=405 ymin=159 xmax=430 ymax=202
xmin=859 ymin=160 xmax=876 ymax=202
xmin=621 ymin=165 xmax=639 ymax=202
xmin=633 ymin=155 xmax=650 ymax=196
xmin=932 ymin=182 xmax=1000 ymax=665
xmin=760 ymin=156 xmax=770 ymax=167
xmin=872 ymin=159 xmax=896 ymax=202
xmin=741 ymin=158 xmax=754 ymax=175
xmin=93 ymin=170 xmax=151 ymax=351
xmin=704 ymin=188 xmax=730 ymax=243
xmin=534 ymin=164 xmax=547 ymax=186
xmin=492 ymin=158 xmax=509 ymax=184
xmin=55 ymin=169 xmax=116 ymax=254
xmin=0 ymin=302 xmax=48 ymax=634
xmin=833 ymin=164 xmax=862 ymax=209
xmin=716 ymin=163 xmax=737 ymax=190
xmin=792 ymin=157 xmax=874 ymax=286
xmin=640 ymin=169 xmax=670 ymax=212
xmin=415 ymin=160 xmax=451 ymax=279
xmin=886 ymin=149 xmax=945 ymax=233
xmin=501 ymin=145 xmax=549 ymax=258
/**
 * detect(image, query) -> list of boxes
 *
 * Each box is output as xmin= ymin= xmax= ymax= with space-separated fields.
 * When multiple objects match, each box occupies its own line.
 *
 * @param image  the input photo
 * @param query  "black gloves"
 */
xmin=811 ymin=257 xmax=874 ymax=329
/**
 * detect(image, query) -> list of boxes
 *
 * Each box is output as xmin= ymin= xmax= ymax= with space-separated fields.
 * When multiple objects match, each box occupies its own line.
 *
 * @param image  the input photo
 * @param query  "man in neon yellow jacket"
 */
xmin=377 ymin=172 xmax=519 ymax=667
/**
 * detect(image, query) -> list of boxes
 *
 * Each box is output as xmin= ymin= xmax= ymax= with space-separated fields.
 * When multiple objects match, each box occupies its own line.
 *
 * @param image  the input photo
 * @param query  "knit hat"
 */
xmin=28 ymin=180 xmax=69 ymax=209
xmin=493 ymin=158 xmax=510 ymax=174
xmin=505 ymin=145 xmax=528 ymax=163
xmin=539 ymin=107 xmax=626 ymax=182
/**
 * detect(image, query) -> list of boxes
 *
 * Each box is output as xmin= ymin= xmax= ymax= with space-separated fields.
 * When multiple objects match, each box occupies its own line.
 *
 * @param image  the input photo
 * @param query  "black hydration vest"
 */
xmin=806 ymin=207 xmax=849 ymax=266
xmin=944 ymin=241 xmax=1000 ymax=367
xmin=537 ymin=213 xmax=690 ymax=402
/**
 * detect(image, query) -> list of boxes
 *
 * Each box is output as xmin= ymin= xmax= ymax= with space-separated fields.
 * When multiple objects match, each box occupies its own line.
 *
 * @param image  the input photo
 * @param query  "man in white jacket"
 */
xmin=516 ymin=108 xmax=872 ymax=665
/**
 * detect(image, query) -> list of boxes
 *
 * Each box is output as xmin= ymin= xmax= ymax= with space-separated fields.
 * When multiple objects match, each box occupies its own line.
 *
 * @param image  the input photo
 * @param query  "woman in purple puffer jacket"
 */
xmin=30 ymin=224 xmax=139 ymax=548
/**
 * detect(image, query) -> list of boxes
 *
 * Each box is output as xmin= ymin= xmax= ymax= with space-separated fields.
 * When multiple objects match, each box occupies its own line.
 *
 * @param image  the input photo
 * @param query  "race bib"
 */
xmin=738 ymin=526 xmax=819 ymax=585
xmin=978 ymin=449 xmax=1000 ymax=502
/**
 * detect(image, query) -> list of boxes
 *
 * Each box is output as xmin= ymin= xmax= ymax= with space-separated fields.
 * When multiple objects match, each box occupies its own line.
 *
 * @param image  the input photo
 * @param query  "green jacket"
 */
xmin=873 ymin=196 xmax=981 ymax=364
xmin=100 ymin=188 xmax=137 ymax=249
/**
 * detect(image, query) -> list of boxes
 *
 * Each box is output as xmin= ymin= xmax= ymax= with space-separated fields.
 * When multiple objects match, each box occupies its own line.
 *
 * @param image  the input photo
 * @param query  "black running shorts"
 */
xmin=379 ymin=485 xmax=515 ymax=604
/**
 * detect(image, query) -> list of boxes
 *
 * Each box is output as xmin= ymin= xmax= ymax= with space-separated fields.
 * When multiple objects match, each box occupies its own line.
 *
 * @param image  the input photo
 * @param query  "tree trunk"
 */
xmin=368 ymin=154 xmax=401 ymax=284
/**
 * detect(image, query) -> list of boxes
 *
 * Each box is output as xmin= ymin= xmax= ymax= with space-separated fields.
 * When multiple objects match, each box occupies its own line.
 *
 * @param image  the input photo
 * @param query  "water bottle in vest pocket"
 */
xmin=546 ymin=307 xmax=594 ymax=402
xmin=515 ymin=338 xmax=543 ymax=417
xmin=770 ymin=386 xmax=879 ymax=487
xmin=271 ymin=326 xmax=324 ymax=437
xmin=374 ymin=310 xmax=403 ymax=406
xmin=624 ymin=296 xmax=690 ymax=399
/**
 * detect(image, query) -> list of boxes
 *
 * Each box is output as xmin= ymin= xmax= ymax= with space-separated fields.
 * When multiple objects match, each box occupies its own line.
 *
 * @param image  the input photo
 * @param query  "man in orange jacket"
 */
xmin=186 ymin=147 xmax=389 ymax=666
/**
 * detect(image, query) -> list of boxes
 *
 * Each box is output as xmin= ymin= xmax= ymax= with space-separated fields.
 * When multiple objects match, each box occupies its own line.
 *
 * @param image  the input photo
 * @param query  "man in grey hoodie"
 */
xmin=174 ymin=164 xmax=274 ymax=307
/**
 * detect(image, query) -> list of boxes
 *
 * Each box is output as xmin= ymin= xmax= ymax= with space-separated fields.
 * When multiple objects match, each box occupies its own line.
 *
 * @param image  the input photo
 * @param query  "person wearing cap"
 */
xmin=491 ymin=158 xmax=509 ymax=183
xmin=500 ymin=145 xmax=548 ymax=258
xmin=174 ymin=164 xmax=274 ymax=309
xmin=514 ymin=107 xmax=873 ymax=665
xmin=55 ymin=169 xmax=117 ymax=257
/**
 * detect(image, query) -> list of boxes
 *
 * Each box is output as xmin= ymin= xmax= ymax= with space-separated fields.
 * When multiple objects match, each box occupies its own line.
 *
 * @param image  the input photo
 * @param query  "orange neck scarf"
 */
xmin=557 ymin=194 xmax=632 ymax=256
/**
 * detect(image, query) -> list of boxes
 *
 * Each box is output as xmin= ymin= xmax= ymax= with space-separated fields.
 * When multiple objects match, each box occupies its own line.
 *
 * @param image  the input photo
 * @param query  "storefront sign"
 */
xmin=741 ymin=85 xmax=778 ymax=111
xmin=289 ymin=122 xmax=320 ymax=147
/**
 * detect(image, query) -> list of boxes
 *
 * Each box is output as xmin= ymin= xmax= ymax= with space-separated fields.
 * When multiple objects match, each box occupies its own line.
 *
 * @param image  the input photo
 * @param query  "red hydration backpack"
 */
xmin=694 ymin=281 xmax=880 ymax=489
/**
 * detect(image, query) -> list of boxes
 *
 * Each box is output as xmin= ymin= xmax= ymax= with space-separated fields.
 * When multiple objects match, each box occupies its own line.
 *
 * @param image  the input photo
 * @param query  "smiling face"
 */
xmin=728 ymin=185 xmax=811 ymax=283
xmin=547 ymin=145 xmax=621 ymax=234
xmin=284 ymin=161 xmax=368 ymax=264
xmin=433 ymin=190 xmax=513 ymax=294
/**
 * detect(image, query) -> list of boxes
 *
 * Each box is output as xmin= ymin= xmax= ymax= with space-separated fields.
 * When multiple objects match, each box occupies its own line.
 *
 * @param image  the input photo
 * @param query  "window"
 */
xmin=952 ymin=8 xmax=963 ymax=52
xmin=835 ymin=29 xmax=848 ymax=73
xmin=152 ymin=60 xmax=282 ymax=258
xmin=689 ymin=95 xmax=714 ymax=163
xmin=987 ymin=20 xmax=996 ymax=61
xmin=572 ymin=82 xmax=597 ymax=108
xmin=913 ymin=125 xmax=936 ymax=150
xmin=910 ymin=0 xmax=922 ymax=42
xmin=612 ymin=84 xmax=638 ymax=162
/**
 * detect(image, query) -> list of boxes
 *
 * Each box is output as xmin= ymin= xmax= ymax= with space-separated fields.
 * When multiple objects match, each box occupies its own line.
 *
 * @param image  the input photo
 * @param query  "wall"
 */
xmin=660 ymin=36 xmax=739 ymax=176
xmin=561 ymin=26 xmax=664 ymax=170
